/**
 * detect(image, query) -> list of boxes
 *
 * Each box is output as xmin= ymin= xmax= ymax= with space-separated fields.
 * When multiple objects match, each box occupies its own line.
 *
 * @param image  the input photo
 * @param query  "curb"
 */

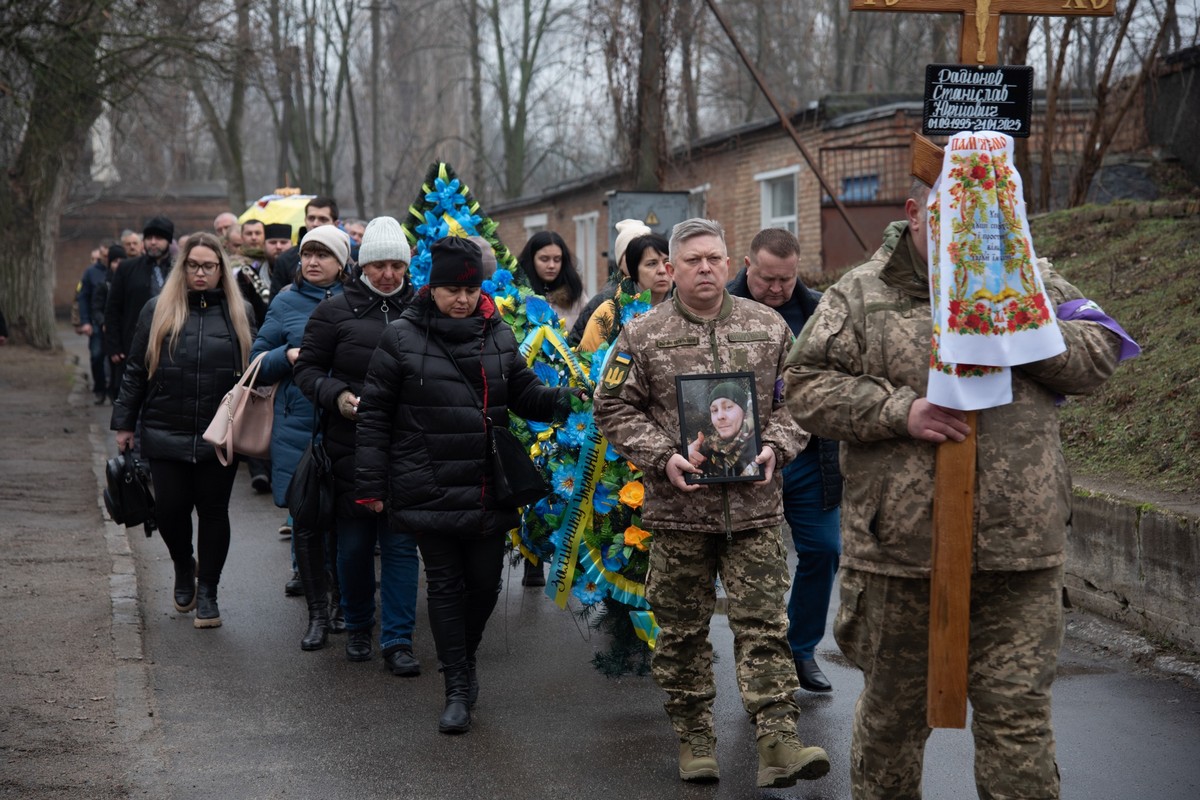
xmin=66 ymin=337 xmax=163 ymax=789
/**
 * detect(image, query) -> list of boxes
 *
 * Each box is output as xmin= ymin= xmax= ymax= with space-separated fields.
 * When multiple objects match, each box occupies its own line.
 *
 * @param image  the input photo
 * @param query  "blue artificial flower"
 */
xmin=601 ymin=541 xmax=629 ymax=571
xmin=424 ymin=177 xmax=464 ymax=215
xmin=603 ymin=442 xmax=621 ymax=462
xmin=552 ymin=463 xmax=580 ymax=498
xmin=592 ymin=482 xmax=616 ymax=514
xmin=525 ymin=295 xmax=559 ymax=327
xmin=492 ymin=268 xmax=514 ymax=288
xmin=532 ymin=360 xmax=561 ymax=387
xmin=526 ymin=419 xmax=551 ymax=435
xmin=481 ymin=279 xmax=497 ymax=295
xmin=415 ymin=210 xmax=450 ymax=242
xmin=409 ymin=249 xmax=432 ymax=289
xmin=589 ymin=343 xmax=611 ymax=384
xmin=572 ymin=579 xmax=607 ymax=606
xmin=557 ymin=411 xmax=591 ymax=449
xmin=450 ymin=208 xmax=483 ymax=235
xmin=620 ymin=298 xmax=652 ymax=324
xmin=535 ymin=493 xmax=563 ymax=518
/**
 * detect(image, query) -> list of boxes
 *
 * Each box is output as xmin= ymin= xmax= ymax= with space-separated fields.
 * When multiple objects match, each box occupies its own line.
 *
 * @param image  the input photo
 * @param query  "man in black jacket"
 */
xmin=105 ymin=215 xmax=175 ymax=396
xmin=726 ymin=228 xmax=843 ymax=695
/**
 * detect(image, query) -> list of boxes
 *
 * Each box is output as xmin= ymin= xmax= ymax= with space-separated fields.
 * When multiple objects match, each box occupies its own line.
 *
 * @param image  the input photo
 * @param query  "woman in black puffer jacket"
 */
xmin=111 ymin=232 xmax=256 ymax=629
xmin=355 ymin=237 xmax=582 ymax=735
xmin=293 ymin=217 xmax=421 ymax=668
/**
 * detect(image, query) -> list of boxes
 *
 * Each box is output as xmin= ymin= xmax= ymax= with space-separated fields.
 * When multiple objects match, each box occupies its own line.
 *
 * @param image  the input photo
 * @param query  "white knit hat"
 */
xmin=613 ymin=218 xmax=652 ymax=269
xmin=300 ymin=225 xmax=351 ymax=267
xmin=358 ymin=216 xmax=411 ymax=266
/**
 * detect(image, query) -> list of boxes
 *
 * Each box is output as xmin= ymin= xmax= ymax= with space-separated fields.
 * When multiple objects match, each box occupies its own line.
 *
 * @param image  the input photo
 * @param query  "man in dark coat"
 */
xmin=270 ymin=196 xmax=340 ymax=297
xmin=105 ymin=215 xmax=174 ymax=396
xmin=726 ymin=228 xmax=843 ymax=695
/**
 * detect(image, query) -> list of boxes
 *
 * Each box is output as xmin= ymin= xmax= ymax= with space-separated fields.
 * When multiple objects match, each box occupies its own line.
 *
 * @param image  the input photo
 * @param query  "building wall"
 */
xmin=56 ymin=194 xmax=229 ymax=314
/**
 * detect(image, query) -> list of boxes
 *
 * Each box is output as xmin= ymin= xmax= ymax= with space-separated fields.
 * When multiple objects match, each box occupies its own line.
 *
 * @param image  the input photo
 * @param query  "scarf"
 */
xmin=926 ymin=131 xmax=1066 ymax=410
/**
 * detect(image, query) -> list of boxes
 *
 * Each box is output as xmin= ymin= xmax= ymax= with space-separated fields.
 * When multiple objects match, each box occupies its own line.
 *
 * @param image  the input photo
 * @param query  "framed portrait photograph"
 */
xmin=675 ymin=371 xmax=765 ymax=484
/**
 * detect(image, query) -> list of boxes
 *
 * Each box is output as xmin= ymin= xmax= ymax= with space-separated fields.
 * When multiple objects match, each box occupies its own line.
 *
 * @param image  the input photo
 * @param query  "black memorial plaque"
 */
xmin=923 ymin=64 xmax=1034 ymax=138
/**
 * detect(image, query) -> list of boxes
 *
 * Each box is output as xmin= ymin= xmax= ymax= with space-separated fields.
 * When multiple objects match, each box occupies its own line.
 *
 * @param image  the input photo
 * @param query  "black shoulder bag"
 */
xmin=104 ymin=443 xmax=157 ymax=537
xmin=287 ymin=378 xmax=335 ymax=530
xmin=435 ymin=338 xmax=551 ymax=509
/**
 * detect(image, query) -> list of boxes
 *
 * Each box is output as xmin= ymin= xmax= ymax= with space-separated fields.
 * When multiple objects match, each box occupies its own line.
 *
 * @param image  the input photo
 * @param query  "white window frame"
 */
xmin=523 ymin=212 xmax=548 ymax=238
xmin=755 ymin=165 xmax=800 ymax=233
xmin=573 ymin=211 xmax=599 ymax=295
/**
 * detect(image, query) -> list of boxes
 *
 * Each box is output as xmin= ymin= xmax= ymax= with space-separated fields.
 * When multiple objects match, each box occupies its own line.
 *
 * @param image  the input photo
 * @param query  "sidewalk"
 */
xmin=0 ymin=329 xmax=135 ymax=797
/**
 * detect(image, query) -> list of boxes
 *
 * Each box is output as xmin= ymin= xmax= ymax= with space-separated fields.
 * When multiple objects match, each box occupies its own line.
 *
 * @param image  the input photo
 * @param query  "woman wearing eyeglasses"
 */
xmin=112 ymin=232 xmax=256 ymax=628
xmin=251 ymin=226 xmax=349 ymax=613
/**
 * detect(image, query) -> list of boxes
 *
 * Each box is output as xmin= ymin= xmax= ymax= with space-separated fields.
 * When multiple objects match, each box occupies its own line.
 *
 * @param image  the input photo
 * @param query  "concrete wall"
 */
xmin=1066 ymin=489 xmax=1200 ymax=653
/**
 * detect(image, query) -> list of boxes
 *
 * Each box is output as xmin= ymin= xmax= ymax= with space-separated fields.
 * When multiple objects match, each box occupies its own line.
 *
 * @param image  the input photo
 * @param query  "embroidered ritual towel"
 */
xmin=926 ymin=131 xmax=1066 ymax=411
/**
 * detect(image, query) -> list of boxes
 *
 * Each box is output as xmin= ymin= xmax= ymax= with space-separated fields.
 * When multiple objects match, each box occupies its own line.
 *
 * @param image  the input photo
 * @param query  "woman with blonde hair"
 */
xmin=112 ymin=232 xmax=256 ymax=629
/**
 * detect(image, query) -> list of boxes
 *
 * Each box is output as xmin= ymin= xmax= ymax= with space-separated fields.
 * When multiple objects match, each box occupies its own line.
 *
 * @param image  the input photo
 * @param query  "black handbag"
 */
xmin=287 ymin=398 xmax=334 ymax=530
xmin=103 ymin=444 xmax=157 ymax=537
xmin=433 ymin=336 xmax=552 ymax=509
xmin=489 ymin=424 xmax=552 ymax=508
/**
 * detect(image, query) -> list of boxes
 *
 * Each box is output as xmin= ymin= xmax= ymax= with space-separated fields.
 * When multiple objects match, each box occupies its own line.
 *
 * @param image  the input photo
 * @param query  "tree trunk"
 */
xmin=0 ymin=0 xmax=104 ymax=349
xmin=677 ymin=0 xmax=700 ymax=145
xmin=1039 ymin=18 xmax=1074 ymax=212
xmin=467 ymin=0 xmax=488 ymax=199
xmin=1003 ymin=15 xmax=1033 ymax=206
xmin=634 ymin=0 xmax=666 ymax=191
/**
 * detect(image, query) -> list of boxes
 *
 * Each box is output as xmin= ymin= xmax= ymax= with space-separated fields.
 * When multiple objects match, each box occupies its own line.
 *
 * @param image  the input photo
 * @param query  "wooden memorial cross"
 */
xmin=848 ymin=0 xmax=1116 ymax=729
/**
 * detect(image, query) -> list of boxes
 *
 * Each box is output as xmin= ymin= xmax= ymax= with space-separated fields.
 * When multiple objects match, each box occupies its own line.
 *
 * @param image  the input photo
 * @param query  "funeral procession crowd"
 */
xmin=76 ymin=136 xmax=1136 ymax=796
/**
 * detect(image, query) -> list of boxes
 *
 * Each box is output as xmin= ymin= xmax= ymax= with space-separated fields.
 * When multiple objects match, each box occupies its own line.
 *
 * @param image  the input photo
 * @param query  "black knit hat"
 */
xmin=263 ymin=222 xmax=292 ymax=242
xmin=428 ymin=237 xmax=483 ymax=288
xmin=708 ymin=380 xmax=747 ymax=409
xmin=143 ymin=215 xmax=174 ymax=242
xmin=106 ymin=244 xmax=126 ymax=264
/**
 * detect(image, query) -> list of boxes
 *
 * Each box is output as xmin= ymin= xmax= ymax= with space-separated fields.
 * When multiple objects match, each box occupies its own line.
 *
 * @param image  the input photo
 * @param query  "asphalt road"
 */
xmin=88 ymin=403 xmax=1200 ymax=800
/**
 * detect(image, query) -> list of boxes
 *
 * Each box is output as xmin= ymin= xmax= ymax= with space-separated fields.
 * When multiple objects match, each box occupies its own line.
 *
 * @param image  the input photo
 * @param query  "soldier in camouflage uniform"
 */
xmin=784 ymin=184 xmax=1125 ymax=800
xmin=593 ymin=218 xmax=831 ymax=789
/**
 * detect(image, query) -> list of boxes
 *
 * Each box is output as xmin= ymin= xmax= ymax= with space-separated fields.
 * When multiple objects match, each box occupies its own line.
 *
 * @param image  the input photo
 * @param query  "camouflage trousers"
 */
xmin=647 ymin=526 xmax=800 ymax=739
xmin=835 ymin=566 xmax=1065 ymax=800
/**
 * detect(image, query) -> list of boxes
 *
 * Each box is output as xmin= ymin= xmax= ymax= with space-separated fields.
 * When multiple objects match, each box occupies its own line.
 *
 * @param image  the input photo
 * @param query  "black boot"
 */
xmin=173 ymin=557 xmax=197 ymax=612
xmin=328 ymin=569 xmax=346 ymax=633
xmin=346 ymin=628 xmax=372 ymax=662
xmin=194 ymin=582 xmax=221 ymax=629
xmin=439 ymin=662 xmax=472 ymax=734
xmin=467 ymin=657 xmax=479 ymax=708
xmin=295 ymin=528 xmax=329 ymax=651
xmin=522 ymin=559 xmax=546 ymax=587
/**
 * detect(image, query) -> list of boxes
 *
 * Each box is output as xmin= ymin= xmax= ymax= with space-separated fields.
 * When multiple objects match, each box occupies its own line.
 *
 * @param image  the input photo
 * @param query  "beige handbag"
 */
xmin=203 ymin=352 xmax=276 ymax=466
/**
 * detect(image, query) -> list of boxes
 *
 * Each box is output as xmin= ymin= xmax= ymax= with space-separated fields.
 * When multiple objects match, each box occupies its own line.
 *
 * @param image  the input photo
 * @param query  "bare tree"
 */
xmin=188 ymin=1 xmax=253 ymax=209
xmin=0 ymin=0 xmax=207 ymax=348
xmin=1069 ymin=0 xmax=1177 ymax=207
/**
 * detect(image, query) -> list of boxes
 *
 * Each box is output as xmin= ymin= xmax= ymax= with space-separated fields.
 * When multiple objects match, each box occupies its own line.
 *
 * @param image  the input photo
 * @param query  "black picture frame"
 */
xmin=675 ymin=371 xmax=765 ymax=485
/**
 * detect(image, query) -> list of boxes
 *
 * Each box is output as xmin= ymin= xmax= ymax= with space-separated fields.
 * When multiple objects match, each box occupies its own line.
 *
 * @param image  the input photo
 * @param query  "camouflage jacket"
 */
xmin=784 ymin=226 xmax=1123 ymax=577
xmin=593 ymin=291 xmax=807 ymax=535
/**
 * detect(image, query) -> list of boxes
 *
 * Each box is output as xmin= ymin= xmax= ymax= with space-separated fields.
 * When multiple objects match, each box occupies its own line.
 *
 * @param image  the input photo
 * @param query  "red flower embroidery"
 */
xmin=983 ymin=180 xmax=995 ymax=190
xmin=971 ymin=166 xmax=988 ymax=181
xmin=966 ymin=314 xmax=981 ymax=329
xmin=1014 ymin=310 xmax=1031 ymax=327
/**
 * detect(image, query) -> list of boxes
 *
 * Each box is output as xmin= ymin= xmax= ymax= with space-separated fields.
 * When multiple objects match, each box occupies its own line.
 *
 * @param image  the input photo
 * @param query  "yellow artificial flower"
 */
xmin=495 ymin=295 xmax=515 ymax=315
xmin=623 ymin=525 xmax=651 ymax=551
xmin=618 ymin=481 xmax=644 ymax=509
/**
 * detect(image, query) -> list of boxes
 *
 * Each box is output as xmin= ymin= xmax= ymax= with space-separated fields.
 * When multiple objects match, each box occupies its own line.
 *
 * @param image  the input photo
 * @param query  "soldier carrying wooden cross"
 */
xmin=781 ymin=1 xmax=1140 ymax=798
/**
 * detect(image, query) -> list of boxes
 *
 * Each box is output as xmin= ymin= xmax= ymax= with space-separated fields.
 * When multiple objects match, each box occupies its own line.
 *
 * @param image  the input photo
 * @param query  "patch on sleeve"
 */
xmin=601 ymin=351 xmax=634 ymax=392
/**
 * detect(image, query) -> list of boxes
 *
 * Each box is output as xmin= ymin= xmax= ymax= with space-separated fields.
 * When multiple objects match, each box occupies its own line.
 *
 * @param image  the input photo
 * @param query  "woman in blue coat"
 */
xmin=251 ymin=226 xmax=349 ymax=598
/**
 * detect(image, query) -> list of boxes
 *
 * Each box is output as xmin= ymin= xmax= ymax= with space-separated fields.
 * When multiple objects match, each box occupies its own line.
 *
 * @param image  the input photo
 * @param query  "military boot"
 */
xmin=755 ymin=730 xmax=829 ymax=788
xmin=678 ymin=730 xmax=719 ymax=782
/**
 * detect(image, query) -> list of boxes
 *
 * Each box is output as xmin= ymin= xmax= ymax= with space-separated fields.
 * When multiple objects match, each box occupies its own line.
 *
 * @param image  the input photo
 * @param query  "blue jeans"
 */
xmin=88 ymin=332 xmax=107 ymax=394
xmin=337 ymin=514 xmax=420 ymax=651
xmin=782 ymin=453 xmax=841 ymax=661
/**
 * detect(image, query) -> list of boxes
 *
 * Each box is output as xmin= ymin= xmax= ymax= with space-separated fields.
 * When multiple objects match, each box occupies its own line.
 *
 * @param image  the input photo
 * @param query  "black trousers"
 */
xmin=415 ymin=532 xmax=505 ymax=668
xmin=149 ymin=458 xmax=239 ymax=585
